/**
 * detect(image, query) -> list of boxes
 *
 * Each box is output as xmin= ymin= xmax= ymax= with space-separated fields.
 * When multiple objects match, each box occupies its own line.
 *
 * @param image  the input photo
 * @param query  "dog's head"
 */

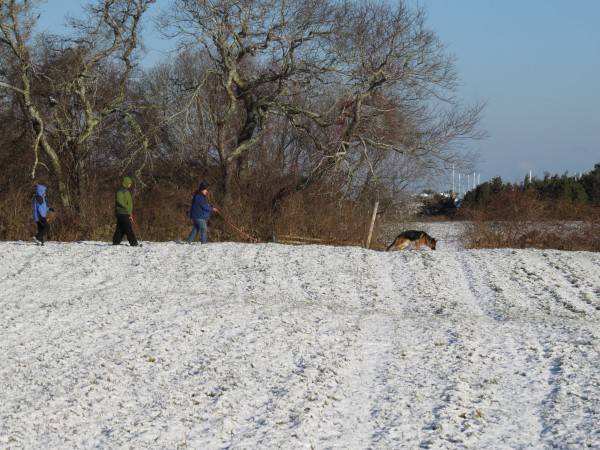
xmin=425 ymin=234 xmax=437 ymax=250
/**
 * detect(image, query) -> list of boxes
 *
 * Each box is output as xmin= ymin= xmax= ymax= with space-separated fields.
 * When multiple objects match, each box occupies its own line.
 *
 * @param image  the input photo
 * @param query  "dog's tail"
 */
xmin=385 ymin=239 xmax=396 ymax=252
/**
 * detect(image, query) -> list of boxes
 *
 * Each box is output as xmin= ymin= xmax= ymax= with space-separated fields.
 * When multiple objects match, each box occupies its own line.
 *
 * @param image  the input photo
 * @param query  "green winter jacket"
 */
xmin=115 ymin=177 xmax=133 ymax=215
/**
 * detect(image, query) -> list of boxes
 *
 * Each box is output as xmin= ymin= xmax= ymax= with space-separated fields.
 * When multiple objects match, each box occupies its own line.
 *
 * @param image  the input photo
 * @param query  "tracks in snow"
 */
xmin=458 ymin=249 xmax=600 ymax=449
xmin=1 ymin=243 xmax=599 ymax=448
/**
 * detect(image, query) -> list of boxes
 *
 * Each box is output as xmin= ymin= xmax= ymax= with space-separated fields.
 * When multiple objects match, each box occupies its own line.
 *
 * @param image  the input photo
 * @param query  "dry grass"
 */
xmin=0 ymin=182 xmax=383 ymax=246
xmin=4 ymin=181 xmax=598 ymax=252
xmin=463 ymin=221 xmax=600 ymax=252
xmin=274 ymin=195 xmax=379 ymax=247
xmin=462 ymin=190 xmax=600 ymax=252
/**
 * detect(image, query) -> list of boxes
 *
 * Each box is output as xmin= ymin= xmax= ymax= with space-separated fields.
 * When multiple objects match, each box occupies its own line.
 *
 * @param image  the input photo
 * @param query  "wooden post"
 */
xmin=366 ymin=201 xmax=379 ymax=249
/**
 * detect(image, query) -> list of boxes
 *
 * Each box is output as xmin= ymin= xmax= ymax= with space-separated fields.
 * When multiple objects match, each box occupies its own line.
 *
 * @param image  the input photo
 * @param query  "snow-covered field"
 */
xmin=1 ymin=241 xmax=600 ymax=449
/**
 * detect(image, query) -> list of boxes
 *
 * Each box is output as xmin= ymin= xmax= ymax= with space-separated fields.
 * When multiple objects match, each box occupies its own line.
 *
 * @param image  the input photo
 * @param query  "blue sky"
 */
xmin=413 ymin=0 xmax=600 ymax=183
xmin=37 ymin=0 xmax=599 ymax=184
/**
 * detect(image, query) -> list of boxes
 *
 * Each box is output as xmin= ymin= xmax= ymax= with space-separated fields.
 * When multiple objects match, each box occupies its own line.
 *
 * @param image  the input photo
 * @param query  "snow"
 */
xmin=1 ymin=241 xmax=599 ymax=449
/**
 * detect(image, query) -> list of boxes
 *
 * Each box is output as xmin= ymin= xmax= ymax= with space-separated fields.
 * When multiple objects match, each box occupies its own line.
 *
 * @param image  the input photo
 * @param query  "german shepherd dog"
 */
xmin=386 ymin=230 xmax=437 ymax=251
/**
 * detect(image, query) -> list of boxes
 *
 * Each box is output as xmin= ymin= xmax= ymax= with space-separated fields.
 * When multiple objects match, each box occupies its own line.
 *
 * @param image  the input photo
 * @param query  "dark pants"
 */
xmin=112 ymin=214 xmax=138 ymax=246
xmin=35 ymin=219 xmax=50 ymax=244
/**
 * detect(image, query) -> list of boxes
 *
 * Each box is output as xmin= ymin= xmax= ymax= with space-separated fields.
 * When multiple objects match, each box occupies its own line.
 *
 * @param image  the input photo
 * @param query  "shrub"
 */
xmin=462 ymin=190 xmax=600 ymax=251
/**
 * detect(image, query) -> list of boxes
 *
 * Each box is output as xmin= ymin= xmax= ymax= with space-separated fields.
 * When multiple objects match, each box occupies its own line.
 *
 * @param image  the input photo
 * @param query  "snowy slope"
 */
xmin=1 ymin=242 xmax=599 ymax=449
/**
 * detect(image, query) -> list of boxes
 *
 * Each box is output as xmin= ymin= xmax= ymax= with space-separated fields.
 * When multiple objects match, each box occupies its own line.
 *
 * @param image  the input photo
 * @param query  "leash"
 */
xmin=208 ymin=198 xmax=261 ymax=243
xmin=218 ymin=212 xmax=261 ymax=243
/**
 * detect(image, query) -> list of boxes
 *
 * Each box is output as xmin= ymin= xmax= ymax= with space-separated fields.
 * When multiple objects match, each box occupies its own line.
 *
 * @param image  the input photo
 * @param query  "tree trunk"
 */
xmin=221 ymin=161 xmax=236 ymax=209
xmin=21 ymin=79 xmax=73 ymax=209
xmin=37 ymin=124 xmax=72 ymax=209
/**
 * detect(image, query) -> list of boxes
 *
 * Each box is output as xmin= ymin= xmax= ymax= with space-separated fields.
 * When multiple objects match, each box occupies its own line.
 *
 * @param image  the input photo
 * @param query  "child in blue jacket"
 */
xmin=187 ymin=181 xmax=219 ymax=243
xmin=33 ymin=184 xmax=53 ymax=245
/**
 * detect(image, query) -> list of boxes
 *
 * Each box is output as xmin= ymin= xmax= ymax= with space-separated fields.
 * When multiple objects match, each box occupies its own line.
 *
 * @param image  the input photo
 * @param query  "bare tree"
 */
xmin=162 ymin=0 xmax=336 ymax=204
xmin=139 ymin=50 xmax=220 ymax=178
xmin=0 ymin=0 xmax=154 ymax=209
xmin=161 ymin=0 xmax=483 ymax=210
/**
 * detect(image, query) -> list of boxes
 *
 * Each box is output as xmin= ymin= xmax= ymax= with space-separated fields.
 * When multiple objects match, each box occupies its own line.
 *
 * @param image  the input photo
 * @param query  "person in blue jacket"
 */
xmin=187 ymin=181 xmax=219 ymax=244
xmin=32 ymin=184 xmax=54 ymax=245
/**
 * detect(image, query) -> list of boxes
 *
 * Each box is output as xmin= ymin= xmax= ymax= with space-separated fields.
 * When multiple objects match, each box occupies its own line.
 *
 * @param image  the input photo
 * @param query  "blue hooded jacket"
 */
xmin=190 ymin=193 xmax=213 ymax=220
xmin=33 ymin=184 xmax=49 ymax=222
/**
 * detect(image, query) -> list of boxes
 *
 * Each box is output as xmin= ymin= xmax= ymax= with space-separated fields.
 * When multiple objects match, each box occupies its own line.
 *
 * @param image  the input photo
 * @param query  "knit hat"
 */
xmin=122 ymin=176 xmax=133 ymax=188
xmin=198 ymin=181 xmax=209 ymax=191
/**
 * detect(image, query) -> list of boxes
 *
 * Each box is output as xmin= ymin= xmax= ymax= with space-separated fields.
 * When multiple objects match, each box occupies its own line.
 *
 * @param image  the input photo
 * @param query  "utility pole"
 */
xmin=452 ymin=165 xmax=455 ymax=196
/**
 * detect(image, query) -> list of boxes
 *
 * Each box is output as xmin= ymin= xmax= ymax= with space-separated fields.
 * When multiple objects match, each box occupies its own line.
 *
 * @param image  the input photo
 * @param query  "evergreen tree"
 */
xmin=463 ymin=162 xmax=600 ymax=208
xmin=581 ymin=163 xmax=600 ymax=205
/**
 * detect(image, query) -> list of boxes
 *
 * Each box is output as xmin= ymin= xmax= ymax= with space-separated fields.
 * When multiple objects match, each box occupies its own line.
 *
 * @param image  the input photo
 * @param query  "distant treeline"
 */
xmin=464 ymin=163 xmax=600 ymax=208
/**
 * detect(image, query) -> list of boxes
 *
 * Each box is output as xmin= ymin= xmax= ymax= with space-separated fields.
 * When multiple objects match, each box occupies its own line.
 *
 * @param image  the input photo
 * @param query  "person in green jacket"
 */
xmin=112 ymin=176 xmax=139 ymax=246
